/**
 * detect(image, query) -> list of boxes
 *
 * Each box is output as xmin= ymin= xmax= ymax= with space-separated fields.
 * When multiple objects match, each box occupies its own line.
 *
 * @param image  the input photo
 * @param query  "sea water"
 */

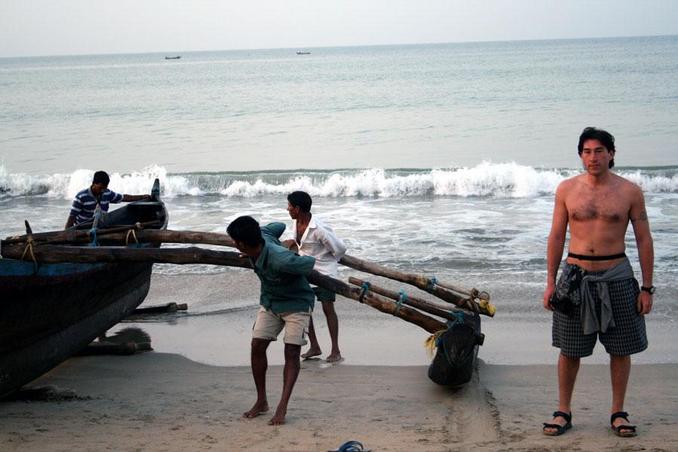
xmin=1 ymin=36 xmax=677 ymax=364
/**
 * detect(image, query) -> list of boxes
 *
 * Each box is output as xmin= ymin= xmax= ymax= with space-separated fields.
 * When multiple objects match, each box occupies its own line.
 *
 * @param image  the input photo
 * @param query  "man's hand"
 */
xmin=636 ymin=291 xmax=653 ymax=315
xmin=122 ymin=194 xmax=152 ymax=202
xmin=281 ymin=239 xmax=297 ymax=251
xmin=543 ymin=284 xmax=555 ymax=311
xmin=65 ymin=215 xmax=76 ymax=229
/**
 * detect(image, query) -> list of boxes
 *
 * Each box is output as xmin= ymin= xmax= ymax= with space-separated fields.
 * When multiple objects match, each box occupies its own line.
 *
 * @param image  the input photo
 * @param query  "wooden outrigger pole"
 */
xmin=339 ymin=255 xmax=493 ymax=315
xmin=0 ymin=243 xmax=446 ymax=333
xmin=2 ymin=228 xmax=495 ymax=317
xmin=348 ymin=277 xmax=466 ymax=322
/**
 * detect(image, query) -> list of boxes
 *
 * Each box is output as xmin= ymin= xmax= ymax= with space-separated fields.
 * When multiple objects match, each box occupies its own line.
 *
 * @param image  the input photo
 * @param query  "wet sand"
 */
xmin=2 ymin=271 xmax=676 ymax=451
xmin=118 ymin=272 xmax=678 ymax=366
xmin=1 ymin=354 xmax=676 ymax=451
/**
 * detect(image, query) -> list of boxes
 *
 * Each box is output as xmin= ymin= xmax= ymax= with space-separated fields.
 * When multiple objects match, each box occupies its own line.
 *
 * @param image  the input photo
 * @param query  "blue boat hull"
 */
xmin=0 ymin=197 xmax=167 ymax=398
xmin=0 ymin=261 xmax=153 ymax=398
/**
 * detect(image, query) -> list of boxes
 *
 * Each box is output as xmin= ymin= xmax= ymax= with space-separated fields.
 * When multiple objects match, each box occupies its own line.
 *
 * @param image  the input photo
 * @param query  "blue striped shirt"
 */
xmin=69 ymin=188 xmax=123 ymax=225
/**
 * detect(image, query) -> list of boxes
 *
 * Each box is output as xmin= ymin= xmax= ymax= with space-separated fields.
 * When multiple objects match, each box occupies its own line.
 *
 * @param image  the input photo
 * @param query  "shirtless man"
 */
xmin=542 ymin=127 xmax=654 ymax=437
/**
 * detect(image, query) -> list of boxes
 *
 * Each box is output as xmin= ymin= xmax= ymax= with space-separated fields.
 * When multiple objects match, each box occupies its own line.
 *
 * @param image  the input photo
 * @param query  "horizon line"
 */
xmin=1 ymin=33 xmax=676 ymax=60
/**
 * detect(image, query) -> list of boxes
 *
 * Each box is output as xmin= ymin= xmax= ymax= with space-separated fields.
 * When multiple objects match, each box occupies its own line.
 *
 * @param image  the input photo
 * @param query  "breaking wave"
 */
xmin=1 ymin=163 xmax=677 ymax=199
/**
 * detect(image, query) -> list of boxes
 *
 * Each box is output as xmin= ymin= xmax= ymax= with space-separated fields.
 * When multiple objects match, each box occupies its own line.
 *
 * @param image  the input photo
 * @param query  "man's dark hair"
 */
xmin=577 ymin=127 xmax=616 ymax=168
xmin=227 ymin=216 xmax=264 ymax=247
xmin=287 ymin=191 xmax=312 ymax=213
xmin=92 ymin=171 xmax=110 ymax=186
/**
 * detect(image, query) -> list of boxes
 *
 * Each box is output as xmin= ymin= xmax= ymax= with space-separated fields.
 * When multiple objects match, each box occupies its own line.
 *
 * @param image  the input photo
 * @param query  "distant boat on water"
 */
xmin=296 ymin=51 xmax=311 ymax=55
xmin=164 ymin=56 xmax=181 ymax=60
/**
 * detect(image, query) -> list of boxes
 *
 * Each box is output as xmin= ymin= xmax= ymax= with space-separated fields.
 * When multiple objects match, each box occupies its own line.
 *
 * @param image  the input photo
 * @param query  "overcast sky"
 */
xmin=1 ymin=0 xmax=677 ymax=57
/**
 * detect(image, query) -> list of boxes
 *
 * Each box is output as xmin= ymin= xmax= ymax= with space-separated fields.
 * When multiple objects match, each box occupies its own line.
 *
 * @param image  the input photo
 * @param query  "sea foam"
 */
xmin=1 ymin=163 xmax=676 ymax=199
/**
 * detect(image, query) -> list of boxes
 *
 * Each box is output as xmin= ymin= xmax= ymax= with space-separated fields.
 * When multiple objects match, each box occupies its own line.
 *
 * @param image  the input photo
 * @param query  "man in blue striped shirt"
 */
xmin=64 ymin=170 xmax=150 ymax=228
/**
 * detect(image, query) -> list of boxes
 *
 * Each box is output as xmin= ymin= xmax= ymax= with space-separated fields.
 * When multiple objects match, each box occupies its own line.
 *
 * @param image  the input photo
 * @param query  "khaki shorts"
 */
xmin=252 ymin=307 xmax=311 ymax=345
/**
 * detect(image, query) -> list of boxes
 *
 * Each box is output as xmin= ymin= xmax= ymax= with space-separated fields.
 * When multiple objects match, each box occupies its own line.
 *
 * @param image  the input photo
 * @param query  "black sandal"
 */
xmin=610 ymin=411 xmax=637 ymax=437
xmin=543 ymin=410 xmax=572 ymax=436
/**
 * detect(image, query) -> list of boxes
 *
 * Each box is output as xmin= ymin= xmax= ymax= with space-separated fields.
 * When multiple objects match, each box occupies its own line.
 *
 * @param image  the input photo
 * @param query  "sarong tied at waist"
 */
xmin=580 ymin=258 xmax=635 ymax=335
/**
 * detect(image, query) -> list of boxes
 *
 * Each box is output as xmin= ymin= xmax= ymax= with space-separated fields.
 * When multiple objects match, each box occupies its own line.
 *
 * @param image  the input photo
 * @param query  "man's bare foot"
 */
xmin=268 ymin=408 xmax=287 ymax=425
xmin=301 ymin=348 xmax=322 ymax=360
xmin=326 ymin=352 xmax=343 ymax=363
xmin=243 ymin=400 xmax=269 ymax=419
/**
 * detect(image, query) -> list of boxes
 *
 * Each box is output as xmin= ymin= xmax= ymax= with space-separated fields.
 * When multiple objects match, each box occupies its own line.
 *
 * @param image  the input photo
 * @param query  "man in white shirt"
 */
xmin=284 ymin=191 xmax=347 ymax=362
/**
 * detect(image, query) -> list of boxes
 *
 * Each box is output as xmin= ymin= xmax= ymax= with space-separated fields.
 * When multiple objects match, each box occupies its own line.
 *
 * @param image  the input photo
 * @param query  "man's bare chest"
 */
xmin=296 ymin=223 xmax=308 ymax=243
xmin=567 ymin=192 xmax=630 ymax=223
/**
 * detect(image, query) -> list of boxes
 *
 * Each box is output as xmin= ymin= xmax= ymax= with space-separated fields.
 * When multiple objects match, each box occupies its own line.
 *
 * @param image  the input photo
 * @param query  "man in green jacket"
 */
xmin=227 ymin=216 xmax=316 ymax=426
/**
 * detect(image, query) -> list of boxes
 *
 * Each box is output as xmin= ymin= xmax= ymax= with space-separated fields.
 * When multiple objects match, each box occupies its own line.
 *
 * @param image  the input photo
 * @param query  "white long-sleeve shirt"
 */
xmin=291 ymin=217 xmax=347 ymax=278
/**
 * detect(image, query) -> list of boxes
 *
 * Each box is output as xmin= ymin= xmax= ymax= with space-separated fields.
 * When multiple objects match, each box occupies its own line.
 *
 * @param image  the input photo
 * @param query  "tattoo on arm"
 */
xmin=631 ymin=210 xmax=648 ymax=222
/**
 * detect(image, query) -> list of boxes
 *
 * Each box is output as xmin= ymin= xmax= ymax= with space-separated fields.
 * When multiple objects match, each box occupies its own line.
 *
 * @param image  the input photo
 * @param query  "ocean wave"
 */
xmin=1 ymin=163 xmax=677 ymax=199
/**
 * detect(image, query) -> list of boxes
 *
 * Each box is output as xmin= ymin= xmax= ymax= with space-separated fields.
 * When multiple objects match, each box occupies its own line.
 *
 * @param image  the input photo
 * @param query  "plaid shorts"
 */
xmin=552 ymin=268 xmax=648 ymax=358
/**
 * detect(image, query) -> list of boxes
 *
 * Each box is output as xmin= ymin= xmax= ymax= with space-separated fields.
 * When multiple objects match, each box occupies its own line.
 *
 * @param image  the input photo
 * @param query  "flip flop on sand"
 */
xmin=542 ymin=411 xmax=572 ymax=436
xmin=611 ymin=411 xmax=637 ymax=437
xmin=329 ymin=440 xmax=371 ymax=452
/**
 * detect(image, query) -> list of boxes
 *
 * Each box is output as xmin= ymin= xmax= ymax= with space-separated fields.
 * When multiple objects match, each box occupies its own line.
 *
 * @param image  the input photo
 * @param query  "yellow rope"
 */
xmin=125 ymin=229 xmax=138 ymax=245
xmin=20 ymin=238 xmax=38 ymax=272
xmin=424 ymin=329 xmax=446 ymax=358
xmin=479 ymin=299 xmax=497 ymax=316
xmin=20 ymin=240 xmax=37 ymax=264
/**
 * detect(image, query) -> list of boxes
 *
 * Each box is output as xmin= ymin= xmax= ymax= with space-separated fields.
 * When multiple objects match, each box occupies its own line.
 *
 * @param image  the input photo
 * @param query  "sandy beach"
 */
xmin=0 ymin=271 xmax=676 ymax=451
xmin=1 ymin=261 xmax=675 ymax=452
xmin=0 ymin=353 xmax=675 ymax=451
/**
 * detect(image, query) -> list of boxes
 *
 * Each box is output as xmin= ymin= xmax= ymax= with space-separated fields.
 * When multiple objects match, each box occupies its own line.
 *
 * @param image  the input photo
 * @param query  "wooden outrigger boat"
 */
xmin=0 ymin=180 xmax=168 ymax=399
xmin=1 ymin=185 xmax=494 ymax=395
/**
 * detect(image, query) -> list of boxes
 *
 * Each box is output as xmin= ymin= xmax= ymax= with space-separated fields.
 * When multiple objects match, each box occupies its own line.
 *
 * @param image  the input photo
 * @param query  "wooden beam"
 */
xmin=348 ymin=276 xmax=469 ymax=322
xmin=0 ymin=243 xmax=250 ymax=267
xmin=307 ymin=272 xmax=446 ymax=334
xmin=2 ymin=221 xmax=163 ymax=245
xmin=339 ymin=254 xmax=495 ymax=317
xmin=1 ymin=244 xmax=447 ymax=334
xmin=3 ymin=228 xmax=494 ymax=316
